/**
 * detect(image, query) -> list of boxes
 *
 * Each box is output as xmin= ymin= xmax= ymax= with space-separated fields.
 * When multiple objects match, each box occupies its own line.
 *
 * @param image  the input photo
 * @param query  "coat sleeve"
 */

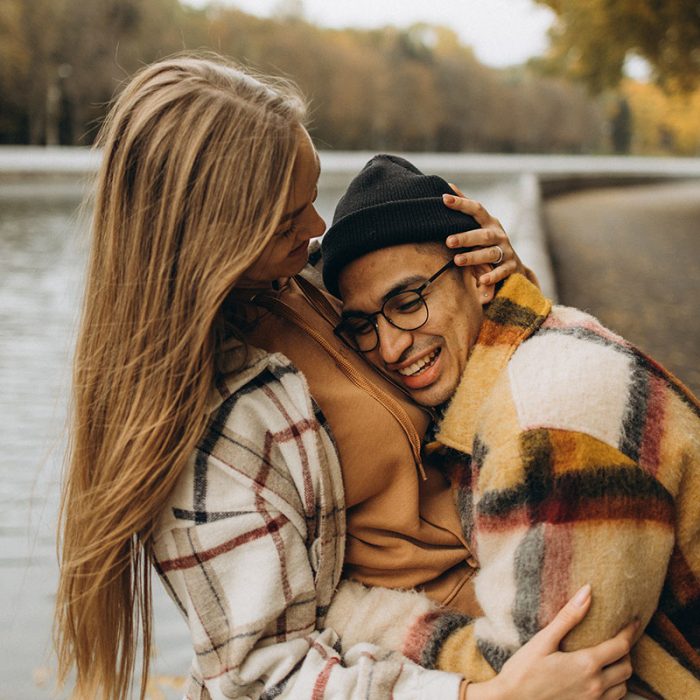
xmin=152 ymin=365 xmax=463 ymax=700
xmin=416 ymin=428 xmax=679 ymax=686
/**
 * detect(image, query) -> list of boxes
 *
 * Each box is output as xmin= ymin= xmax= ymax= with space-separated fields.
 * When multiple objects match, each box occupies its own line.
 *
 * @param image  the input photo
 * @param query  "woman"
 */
xmin=54 ymin=55 xmax=634 ymax=700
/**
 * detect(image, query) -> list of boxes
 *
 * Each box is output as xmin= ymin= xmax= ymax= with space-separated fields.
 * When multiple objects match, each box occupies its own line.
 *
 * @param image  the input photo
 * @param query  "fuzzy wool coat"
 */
xmin=428 ymin=274 xmax=700 ymax=699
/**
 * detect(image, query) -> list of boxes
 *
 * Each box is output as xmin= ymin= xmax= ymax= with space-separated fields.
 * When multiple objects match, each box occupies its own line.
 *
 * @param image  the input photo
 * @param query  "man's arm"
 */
xmin=434 ymin=427 xmax=697 ymax=696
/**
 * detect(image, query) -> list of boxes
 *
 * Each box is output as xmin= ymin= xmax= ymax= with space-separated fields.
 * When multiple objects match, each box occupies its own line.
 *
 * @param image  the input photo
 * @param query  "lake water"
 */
xmin=0 ymin=170 xmax=521 ymax=699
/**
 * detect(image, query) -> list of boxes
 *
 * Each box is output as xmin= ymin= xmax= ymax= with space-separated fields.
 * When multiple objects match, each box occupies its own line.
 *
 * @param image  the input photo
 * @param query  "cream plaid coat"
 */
xmin=152 ymin=343 xmax=463 ymax=699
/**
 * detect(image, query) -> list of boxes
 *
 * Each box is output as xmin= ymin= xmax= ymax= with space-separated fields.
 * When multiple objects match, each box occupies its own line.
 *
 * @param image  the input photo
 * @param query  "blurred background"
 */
xmin=3 ymin=0 xmax=700 ymax=153
xmin=1 ymin=1 xmax=699 ymax=698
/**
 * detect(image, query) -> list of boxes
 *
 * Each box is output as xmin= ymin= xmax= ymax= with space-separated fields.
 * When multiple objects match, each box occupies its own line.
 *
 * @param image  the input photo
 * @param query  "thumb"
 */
xmin=531 ymin=584 xmax=592 ymax=654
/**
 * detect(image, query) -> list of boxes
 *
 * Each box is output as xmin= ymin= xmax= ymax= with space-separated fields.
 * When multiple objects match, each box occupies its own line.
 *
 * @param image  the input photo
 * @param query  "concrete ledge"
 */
xmin=0 ymin=146 xmax=99 ymax=174
xmin=512 ymin=173 xmax=557 ymax=300
xmin=3 ymin=147 xmax=700 ymax=179
xmin=3 ymin=147 xmax=698 ymax=303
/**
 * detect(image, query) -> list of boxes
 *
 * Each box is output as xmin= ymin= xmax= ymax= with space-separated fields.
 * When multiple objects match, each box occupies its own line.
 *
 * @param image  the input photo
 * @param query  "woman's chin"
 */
xmin=284 ymin=242 xmax=310 ymax=275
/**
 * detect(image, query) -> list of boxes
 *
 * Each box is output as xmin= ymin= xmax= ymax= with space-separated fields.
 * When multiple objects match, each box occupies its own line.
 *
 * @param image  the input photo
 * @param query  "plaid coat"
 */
xmin=152 ymin=342 xmax=463 ymax=699
xmin=425 ymin=274 xmax=700 ymax=699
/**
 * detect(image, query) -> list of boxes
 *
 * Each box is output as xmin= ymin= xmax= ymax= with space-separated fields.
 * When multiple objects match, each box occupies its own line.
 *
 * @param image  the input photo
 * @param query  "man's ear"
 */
xmin=461 ymin=262 xmax=495 ymax=305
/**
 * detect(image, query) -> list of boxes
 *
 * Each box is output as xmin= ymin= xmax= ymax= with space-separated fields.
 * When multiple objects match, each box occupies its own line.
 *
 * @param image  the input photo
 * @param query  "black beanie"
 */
xmin=321 ymin=154 xmax=479 ymax=297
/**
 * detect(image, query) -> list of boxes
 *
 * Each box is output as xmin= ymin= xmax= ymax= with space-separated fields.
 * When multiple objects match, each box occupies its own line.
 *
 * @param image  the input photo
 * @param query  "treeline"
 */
xmin=0 ymin=0 xmax=694 ymax=154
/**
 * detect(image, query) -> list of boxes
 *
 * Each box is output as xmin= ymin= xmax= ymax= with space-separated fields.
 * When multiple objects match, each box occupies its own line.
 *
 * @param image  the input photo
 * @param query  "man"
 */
xmin=320 ymin=155 xmax=700 ymax=699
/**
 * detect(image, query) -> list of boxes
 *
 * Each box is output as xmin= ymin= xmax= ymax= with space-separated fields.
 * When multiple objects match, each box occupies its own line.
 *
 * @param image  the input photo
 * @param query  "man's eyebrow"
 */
xmin=344 ymin=274 xmax=427 ymax=315
xmin=382 ymin=275 xmax=427 ymax=302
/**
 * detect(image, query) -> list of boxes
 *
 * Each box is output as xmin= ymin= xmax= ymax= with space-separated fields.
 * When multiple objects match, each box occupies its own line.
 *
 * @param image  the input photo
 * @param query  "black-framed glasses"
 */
xmin=334 ymin=259 xmax=455 ymax=353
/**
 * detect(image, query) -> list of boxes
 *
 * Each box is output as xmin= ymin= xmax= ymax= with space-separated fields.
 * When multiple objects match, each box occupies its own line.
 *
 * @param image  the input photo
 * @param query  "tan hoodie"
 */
xmin=235 ymin=274 xmax=480 ymax=616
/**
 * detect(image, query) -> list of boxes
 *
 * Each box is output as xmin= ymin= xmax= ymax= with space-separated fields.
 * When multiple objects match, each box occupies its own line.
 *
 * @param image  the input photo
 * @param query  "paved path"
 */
xmin=543 ymin=180 xmax=700 ymax=398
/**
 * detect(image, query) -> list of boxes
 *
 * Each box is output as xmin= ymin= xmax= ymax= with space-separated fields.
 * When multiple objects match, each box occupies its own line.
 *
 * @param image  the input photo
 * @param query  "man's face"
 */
xmin=338 ymin=243 xmax=492 ymax=407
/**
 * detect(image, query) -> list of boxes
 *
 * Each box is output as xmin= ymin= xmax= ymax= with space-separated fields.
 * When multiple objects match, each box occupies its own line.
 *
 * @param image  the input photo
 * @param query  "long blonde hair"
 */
xmin=54 ymin=54 xmax=306 ymax=700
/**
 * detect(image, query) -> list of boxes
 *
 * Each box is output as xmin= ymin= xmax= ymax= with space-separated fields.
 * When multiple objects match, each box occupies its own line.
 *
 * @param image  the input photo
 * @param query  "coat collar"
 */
xmin=435 ymin=273 xmax=551 ymax=454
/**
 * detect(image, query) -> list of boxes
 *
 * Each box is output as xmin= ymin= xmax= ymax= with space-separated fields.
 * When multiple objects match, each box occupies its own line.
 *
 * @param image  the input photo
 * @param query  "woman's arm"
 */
xmin=152 ymin=358 xmax=464 ymax=699
xmin=327 ymin=580 xmax=634 ymax=700
xmin=466 ymin=585 xmax=635 ymax=700
xmin=442 ymin=188 xmax=541 ymax=289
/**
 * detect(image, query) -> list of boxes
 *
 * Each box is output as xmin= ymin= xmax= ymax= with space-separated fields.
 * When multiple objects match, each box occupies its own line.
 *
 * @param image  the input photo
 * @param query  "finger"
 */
xmin=446 ymin=228 xmax=505 ymax=249
xmin=454 ymin=247 xmax=507 ymax=268
xmin=479 ymin=260 xmax=517 ymax=286
xmin=530 ymin=584 xmax=592 ymax=653
xmin=590 ymin=621 xmax=638 ymax=667
xmin=442 ymin=194 xmax=494 ymax=227
xmin=447 ymin=182 xmax=466 ymax=197
xmin=601 ymin=681 xmax=628 ymax=700
xmin=601 ymin=655 xmax=633 ymax=690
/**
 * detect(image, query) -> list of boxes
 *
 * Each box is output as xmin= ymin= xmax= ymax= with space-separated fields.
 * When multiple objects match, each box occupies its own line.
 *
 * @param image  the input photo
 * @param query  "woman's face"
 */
xmin=242 ymin=128 xmax=325 ymax=283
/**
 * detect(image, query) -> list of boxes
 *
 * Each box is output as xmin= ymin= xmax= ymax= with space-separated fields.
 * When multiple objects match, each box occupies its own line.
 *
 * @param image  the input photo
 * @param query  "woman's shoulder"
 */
xmin=157 ymin=342 xmax=339 ymax=537
xmin=209 ymin=339 xmax=317 ymax=425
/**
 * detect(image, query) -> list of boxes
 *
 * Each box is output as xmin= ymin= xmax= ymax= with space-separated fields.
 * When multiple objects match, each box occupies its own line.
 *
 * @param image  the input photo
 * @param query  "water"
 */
xmin=0 ymin=170 xmax=520 ymax=699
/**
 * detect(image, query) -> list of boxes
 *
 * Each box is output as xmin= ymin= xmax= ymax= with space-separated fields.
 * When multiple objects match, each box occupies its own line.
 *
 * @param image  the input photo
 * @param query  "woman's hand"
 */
xmin=467 ymin=585 xmax=637 ymax=700
xmin=442 ymin=184 xmax=540 ymax=289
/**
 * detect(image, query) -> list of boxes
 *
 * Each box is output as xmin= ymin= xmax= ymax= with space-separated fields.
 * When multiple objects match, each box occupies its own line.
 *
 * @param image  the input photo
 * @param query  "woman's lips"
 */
xmin=290 ymin=240 xmax=309 ymax=257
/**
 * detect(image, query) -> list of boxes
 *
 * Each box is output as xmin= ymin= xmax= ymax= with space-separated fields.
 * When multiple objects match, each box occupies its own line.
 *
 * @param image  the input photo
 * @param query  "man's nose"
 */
xmin=376 ymin=316 xmax=413 ymax=365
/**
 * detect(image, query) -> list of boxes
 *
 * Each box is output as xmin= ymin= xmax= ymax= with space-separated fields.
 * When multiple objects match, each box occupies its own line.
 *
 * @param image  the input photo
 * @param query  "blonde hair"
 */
xmin=54 ymin=54 xmax=306 ymax=699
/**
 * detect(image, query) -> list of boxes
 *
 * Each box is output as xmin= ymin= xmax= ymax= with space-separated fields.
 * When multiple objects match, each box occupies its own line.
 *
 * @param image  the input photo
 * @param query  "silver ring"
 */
xmin=493 ymin=245 xmax=504 ymax=265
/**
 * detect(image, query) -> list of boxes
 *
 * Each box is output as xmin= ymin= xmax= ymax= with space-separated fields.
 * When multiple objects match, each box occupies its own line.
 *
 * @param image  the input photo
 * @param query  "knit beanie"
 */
xmin=321 ymin=154 xmax=479 ymax=297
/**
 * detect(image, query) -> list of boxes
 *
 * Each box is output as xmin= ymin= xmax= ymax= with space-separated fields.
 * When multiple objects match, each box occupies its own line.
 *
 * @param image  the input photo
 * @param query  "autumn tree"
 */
xmin=534 ymin=0 xmax=700 ymax=92
xmin=0 ymin=1 xmax=610 ymax=152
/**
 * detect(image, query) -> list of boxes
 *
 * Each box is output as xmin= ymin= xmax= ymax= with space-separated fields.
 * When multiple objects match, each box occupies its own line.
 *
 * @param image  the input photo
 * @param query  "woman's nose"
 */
xmin=304 ymin=205 xmax=325 ymax=240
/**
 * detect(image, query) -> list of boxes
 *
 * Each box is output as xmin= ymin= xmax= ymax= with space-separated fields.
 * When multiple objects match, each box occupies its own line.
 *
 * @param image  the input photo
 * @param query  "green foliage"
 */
xmin=534 ymin=0 xmax=700 ymax=92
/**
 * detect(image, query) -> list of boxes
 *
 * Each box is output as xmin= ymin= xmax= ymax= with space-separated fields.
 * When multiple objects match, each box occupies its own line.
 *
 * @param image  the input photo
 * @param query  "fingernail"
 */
xmin=446 ymin=235 xmax=457 ymax=247
xmin=572 ymin=584 xmax=591 ymax=607
xmin=443 ymin=194 xmax=455 ymax=204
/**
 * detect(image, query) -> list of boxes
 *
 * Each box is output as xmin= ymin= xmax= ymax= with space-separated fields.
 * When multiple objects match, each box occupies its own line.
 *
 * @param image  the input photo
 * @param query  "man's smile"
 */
xmin=391 ymin=347 xmax=443 ymax=389
xmin=396 ymin=347 xmax=441 ymax=377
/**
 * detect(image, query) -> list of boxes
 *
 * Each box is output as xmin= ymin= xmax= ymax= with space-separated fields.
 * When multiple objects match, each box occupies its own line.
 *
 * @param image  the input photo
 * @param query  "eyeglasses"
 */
xmin=334 ymin=259 xmax=455 ymax=353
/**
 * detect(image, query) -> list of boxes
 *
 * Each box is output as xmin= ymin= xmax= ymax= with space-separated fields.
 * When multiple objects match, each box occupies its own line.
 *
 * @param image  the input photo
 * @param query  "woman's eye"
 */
xmin=276 ymin=223 xmax=296 ymax=239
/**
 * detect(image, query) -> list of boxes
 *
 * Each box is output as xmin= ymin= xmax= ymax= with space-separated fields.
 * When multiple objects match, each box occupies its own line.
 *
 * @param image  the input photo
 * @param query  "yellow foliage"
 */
xmin=622 ymin=80 xmax=700 ymax=155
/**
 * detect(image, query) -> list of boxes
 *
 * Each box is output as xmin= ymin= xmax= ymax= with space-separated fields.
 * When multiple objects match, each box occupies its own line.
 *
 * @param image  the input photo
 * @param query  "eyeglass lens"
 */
xmin=339 ymin=290 xmax=429 ymax=351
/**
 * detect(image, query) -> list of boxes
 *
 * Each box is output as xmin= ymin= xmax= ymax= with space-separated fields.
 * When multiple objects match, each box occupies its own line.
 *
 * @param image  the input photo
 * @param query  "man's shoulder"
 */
xmin=506 ymin=303 xmax=700 ymax=454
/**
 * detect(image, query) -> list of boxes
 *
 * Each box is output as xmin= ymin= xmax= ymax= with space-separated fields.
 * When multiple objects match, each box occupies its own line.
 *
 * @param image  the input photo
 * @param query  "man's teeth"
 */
xmin=398 ymin=349 xmax=439 ymax=377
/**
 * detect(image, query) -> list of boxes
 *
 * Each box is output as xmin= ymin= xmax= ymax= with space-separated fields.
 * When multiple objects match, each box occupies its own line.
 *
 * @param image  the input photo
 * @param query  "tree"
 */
xmin=0 ymin=2 xmax=609 ymax=152
xmin=534 ymin=0 xmax=700 ymax=92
